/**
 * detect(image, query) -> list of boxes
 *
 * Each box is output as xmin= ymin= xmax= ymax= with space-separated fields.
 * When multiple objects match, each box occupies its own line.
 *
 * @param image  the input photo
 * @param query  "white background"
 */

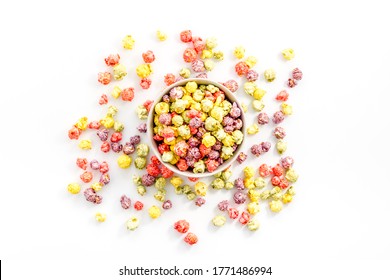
xmin=1 ymin=0 xmax=390 ymax=279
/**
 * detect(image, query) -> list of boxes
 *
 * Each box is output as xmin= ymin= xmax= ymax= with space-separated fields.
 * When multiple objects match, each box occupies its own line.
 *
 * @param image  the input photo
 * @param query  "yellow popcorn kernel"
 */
xmin=100 ymin=115 xmax=115 ymax=128
xmin=75 ymin=117 xmax=88 ymax=131
xmin=246 ymin=124 xmax=259 ymax=135
xmin=154 ymin=102 xmax=169 ymax=115
xmin=247 ymin=202 xmax=261 ymax=215
xmin=206 ymin=37 xmax=218 ymax=49
xmin=136 ymin=63 xmax=153 ymax=78
xmin=244 ymin=178 xmax=255 ymax=189
xmin=276 ymin=140 xmax=287 ymax=154
xmin=210 ymin=106 xmax=224 ymax=122
xmin=243 ymin=166 xmax=255 ymax=178
xmin=282 ymin=48 xmax=295 ymax=60
xmin=213 ymin=50 xmax=224 ymax=60
xmin=264 ymin=68 xmax=276 ymax=82
xmin=148 ymin=205 xmax=161 ymax=219
xmin=285 ymin=168 xmax=299 ymax=183
xmin=260 ymin=190 xmax=271 ymax=200
xmin=204 ymin=59 xmax=215 ymax=71
xmin=269 ymin=200 xmax=283 ymax=213
xmin=234 ymin=46 xmax=245 ymax=59
xmin=122 ymin=35 xmax=135 ymax=50
xmin=91 ymin=182 xmax=103 ymax=192
xmin=156 ymin=30 xmax=167 ymax=41
xmin=244 ymin=82 xmax=257 ymax=96
xmin=248 ymin=189 xmax=261 ymax=202
xmin=113 ymin=121 xmax=124 ymax=132
xmin=113 ymin=64 xmax=127 ymax=80
xmin=179 ymin=68 xmax=191 ymax=78
xmin=247 ymin=219 xmax=260 ymax=231
xmin=117 ymin=154 xmax=132 ymax=169
xmin=95 ymin=212 xmax=106 ymax=222
xmin=201 ymin=49 xmax=213 ymax=59
xmin=190 ymin=101 xmax=202 ymax=111
xmin=194 ymin=181 xmax=208 ymax=196
xmin=192 ymin=89 xmax=205 ymax=102
xmin=245 ymin=56 xmax=257 ymax=68
xmin=67 ymin=183 xmax=81 ymax=194
xmin=253 ymin=88 xmax=266 ymax=100
xmin=221 ymin=135 xmax=234 ymax=147
xmin=252 ymin=100 xmax=265 ymax=111
xmin=170 ymin=176 xmax=183 ymax=188
xmin=282 ymin=193 xmax=293 ymax=204
xmin=111 ymin=86 xmax=122 ymax=99
xmin=202 ymin=133 xmax=216 ymax=148
xmin=126 ymin=216 xmax=140 ymax=231
xmin=185 ymin=81 xmax=198 ymax=93
xmin=212 ymin=215 xmax=226 ymax=227
xmin=281 ymin=103 xmax=293 ymax=115
xmin=107 ymin=105 xmax=118 ymax=117
xmin=78 ymin=139 xmax=92 ymax=150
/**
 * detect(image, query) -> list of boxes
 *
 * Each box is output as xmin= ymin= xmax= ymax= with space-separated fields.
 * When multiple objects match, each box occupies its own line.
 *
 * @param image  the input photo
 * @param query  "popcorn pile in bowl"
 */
xmin=66 ymin=29 xmax=303 ymax=245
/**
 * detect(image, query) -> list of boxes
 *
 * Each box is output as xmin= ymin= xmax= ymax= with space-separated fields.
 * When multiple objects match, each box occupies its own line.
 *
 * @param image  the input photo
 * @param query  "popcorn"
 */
xmin=233 ymin=46 xmax=245 ymax=59
xmin=95 ymin=212 xmax=106 ymax=222
xmin=282 ymin=48 xmax=295 ymax=60
xmin=126 ymin=216 xmax=140 ymax=230
xmin=117 ymin=154 xmax=132 ymax=168
xmin=264 ymin=68 xmax=276 ymax=82
xmin=148 ymin=205 xmax=161 ymax=219
xmin=212 ymin=215 xmax=226 ymax=227
xmin=156 ymin=30 xmax=167 ymax=41
xmin=136 ymin=64 xmax=153 ymax=78
xmin=113 ymin=64 xmax=127 ymax=80
xmin=122 ymin=35 xmax=135 ymax=49
xmin=67 ymin=183 xmax=81 ymax=194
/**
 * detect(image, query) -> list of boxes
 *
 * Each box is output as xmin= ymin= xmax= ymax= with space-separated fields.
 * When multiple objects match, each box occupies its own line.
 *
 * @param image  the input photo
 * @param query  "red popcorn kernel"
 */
xmin=104 ymin=54 xmax=120 ymax=66
xmin=150 ymin=156 xmax=161 ymax=166
xmin=279 ymin=177 xmax=289 ymax=189
xmin=143 ymin=100 xmax=154 ymax=112
xmin=121 ymin=87 xmax=135 ymax=101
xmin=68 ymin=126 xmax=81 ymax=140
xmin=271 ymin=176 xmax=281 ymax=186
xmin=134 ymin=201 xmax=144 ymax=211
xmin=235 ymin=61 xmax=250 ymax=76
xmin=100 ymin=141 xmax=110 ymax=153
xmin=180 ymin=30 xmax=192 ymax=43
xmin=276 ymin=90 xmax=289 ymax=101
xmin=184 ymin=232 xmax=198 ymax=245
xmin=199 ymin=144 xmax=211 ymax=157
xmin=176 ymin=158 xmax=189 ymax=171
xmin=188 ymin=177 xmax=199 ymax=182
xmin=239 ymin=211 xmax=250 ymax=225
xmin=205 ymin=159 xmax=219 ymax=173
xmin=76 ymin=158 xmax=88 ymax=170
xmin=80 ymin=171 xmax=93 ymax=183
xmin=140 ymin=78 xmax=152 ymax=89
xmin=110 ymin=132 xmax=122 ymax=142
xmin=146 ymin=163 xmax=161 ymax=177
xmin=259 ymin=164 xmax=272 ymax=177
xmin=183 ymin=48 xmax=197 ymax=63
xmin=161 ymin=165 xmax=174 ymax=178
xmin=98 ymin=72 xmax=111 ymax=85
xmin=99 ymin=161 xmax=109 ymax=174
xmin=193 ymin=38 xmax=205 ymax=53
xmin=272 ymin=164 xmax=284 ymax=177
xmin=158 ymin=143 xmax=170 ymax=154
xmin=164 ymin=73 xmax=176 ymax=86
xmin=88 ymin=121 xmax=101 ymax=129
xmin=142 ymin=50 xmax=155 ymax=63
xmin=228 ymin=208 xmax=239 ymax=219
xmin=189 ymin=126 xmax=198 ymax=135
xmin=174 ymin=219 xmax=190 ymax=233
xmin=99 ymin=94 xmax=108 ymax=105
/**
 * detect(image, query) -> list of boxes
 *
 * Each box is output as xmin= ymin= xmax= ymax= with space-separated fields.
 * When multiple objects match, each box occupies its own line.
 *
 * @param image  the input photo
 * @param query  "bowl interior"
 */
xmin=147 ymin=78 xmax=246 ymax=178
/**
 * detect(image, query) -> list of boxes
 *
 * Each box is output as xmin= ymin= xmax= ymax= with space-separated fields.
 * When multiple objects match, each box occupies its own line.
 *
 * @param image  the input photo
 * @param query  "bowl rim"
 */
xmin=147 ymin=78 xmax=246 ymax=178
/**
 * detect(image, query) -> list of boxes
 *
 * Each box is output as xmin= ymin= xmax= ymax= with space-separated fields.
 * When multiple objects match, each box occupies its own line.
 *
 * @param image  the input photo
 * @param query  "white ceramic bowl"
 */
xmin=147 ymin=78 xmax=246 ymax=178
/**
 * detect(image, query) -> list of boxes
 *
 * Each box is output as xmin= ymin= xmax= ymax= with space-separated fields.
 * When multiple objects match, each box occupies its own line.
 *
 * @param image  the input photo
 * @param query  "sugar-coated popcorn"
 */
xmin=126 ymin=216 xmax=140 ymax=230
xmin=122 ymin=35 xmax=135 ymax=49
